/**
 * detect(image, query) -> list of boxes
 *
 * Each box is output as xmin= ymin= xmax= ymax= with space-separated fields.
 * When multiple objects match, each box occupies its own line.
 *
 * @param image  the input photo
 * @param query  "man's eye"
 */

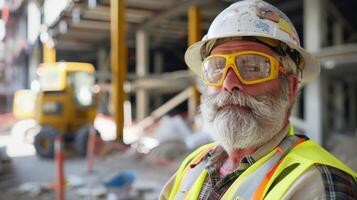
xmin=242 ymin=66 xmax=259 ymax=72
xmin=213 ymin=68 xmax=224 ymax=73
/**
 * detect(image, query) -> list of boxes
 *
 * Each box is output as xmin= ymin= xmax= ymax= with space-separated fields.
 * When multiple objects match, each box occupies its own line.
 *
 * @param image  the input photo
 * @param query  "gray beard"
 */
xmin=200 ymin=85 xmax=289 ymax=152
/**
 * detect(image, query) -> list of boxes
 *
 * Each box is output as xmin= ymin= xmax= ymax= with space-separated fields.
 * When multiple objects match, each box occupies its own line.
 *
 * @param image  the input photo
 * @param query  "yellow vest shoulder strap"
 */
xmin=263 ymin=140 xmax=357 ymax=199
xmin=168 ymin=143 xmax=216 ymax=200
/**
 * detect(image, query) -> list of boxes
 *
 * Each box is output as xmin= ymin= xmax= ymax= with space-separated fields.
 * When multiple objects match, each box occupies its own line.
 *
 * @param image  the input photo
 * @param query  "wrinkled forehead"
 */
xmin=211 ymin=40 xmax=279 ymax=57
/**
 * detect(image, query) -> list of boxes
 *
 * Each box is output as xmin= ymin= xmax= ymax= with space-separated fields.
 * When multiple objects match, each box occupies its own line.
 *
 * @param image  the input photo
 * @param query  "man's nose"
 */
xmin=222 ymin=68 xmax=244 ymax=92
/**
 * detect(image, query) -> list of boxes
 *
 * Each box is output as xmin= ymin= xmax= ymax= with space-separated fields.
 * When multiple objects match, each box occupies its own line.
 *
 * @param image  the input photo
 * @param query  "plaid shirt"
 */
xmin=198 ymin=146 xmax=255 ymax=199
xmin=198 ymin=137 xmax=357 ymax=199
xmin=316 ymin=165 xmax=357 ymax=200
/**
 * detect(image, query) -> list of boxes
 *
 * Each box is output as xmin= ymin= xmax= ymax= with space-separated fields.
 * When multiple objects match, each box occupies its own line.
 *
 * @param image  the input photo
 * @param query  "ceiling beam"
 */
xmin=81 ymin=5 xmax=111 ymax=21
xmin=69 ymin=19 xmax=110 ymax=31
xmin=315 ymin=43 xmax=357 ymax=65
xmin=125 ymin=0 xmax=174 ymax=10
xmin=57 ymin=31 xmax=109 ymax=43
xmin=55 ymin=39 xmax=95 ymax=51
xmin=137 ymin=0 xmax=205 ymax=31
xmin=80 ymin=5 xmax=156 ymax=23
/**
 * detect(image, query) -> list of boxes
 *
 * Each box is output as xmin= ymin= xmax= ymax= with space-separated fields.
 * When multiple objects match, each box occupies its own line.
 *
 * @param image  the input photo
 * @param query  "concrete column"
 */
xmin=29 ymin=43 xmax=41 ymax=86
xmin=303 ymin=0 xmax=328 ymax=51
xmin=348 ymin=83 xmax=356 ymax=132
xmin=304 ymin=80 xmax=324 ymax=144
xmin=136 ymin=30 xmax=149 ymax=120
xmin=97 ymin=47 xmax=107 ymax=83
xmin=333 ymin=83 xmax=345 ymax=131
xmin=154 ymin=51 xmax=163 ymax=74
xmin=97 ymin=47 xmax=111 ymax=115
xmin=333 ymin=20 xmax=343 ymax=45
xmin=153 ymin=51 xmax=164 ymax=107
xmin=303 ymin=0 xmax=328 ymax=144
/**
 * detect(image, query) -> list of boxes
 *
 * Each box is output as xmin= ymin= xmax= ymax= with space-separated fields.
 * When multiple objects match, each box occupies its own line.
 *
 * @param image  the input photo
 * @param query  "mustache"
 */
xmin=201 ymin=91 xmax=273 ymax=113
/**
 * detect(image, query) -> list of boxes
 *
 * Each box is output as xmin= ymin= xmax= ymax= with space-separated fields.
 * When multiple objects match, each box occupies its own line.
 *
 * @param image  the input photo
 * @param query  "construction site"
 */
xmin=0 ymin=0 xmax=356 ymax=199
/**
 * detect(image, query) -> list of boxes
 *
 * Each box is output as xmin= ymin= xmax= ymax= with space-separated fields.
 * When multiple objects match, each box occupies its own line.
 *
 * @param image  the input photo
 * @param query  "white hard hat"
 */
xmin=185 ymin=0 xmax=320 ymax=83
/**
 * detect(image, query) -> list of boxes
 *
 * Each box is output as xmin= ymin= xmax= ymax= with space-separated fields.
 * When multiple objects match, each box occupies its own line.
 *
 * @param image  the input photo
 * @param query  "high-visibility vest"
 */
xmin=168 ymin=134 xmax=357 ymax=200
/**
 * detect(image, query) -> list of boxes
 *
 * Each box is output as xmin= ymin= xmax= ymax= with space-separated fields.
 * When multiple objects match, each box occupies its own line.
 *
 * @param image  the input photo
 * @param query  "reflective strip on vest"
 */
xmin=168 ymin=143 xmax=216 ymax=200
xmin=232 ymin=136 xmax=300 ymax=200
xmin=174 ymin=160 xmax=207 ymax=200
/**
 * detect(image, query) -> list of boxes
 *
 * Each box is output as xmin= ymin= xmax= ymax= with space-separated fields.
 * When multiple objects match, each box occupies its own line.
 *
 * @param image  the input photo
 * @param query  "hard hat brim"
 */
xmin=184 ymin=33 xmax=320 ymax=84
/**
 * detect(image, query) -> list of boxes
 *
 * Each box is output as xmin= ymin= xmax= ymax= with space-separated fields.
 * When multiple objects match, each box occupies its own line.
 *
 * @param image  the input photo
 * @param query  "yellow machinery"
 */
xmin=32 ymin=62 xmax=99 ymax=158
xmin=13 ymin=89 xmax=36 ymax=119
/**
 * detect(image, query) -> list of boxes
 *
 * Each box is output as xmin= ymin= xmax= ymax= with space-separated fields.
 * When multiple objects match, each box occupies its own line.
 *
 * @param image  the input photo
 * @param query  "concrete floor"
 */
xmin=0 ymin=127 xmax=184 ymax=200
xmin=1 ymin=150 xmax=182 ymax=200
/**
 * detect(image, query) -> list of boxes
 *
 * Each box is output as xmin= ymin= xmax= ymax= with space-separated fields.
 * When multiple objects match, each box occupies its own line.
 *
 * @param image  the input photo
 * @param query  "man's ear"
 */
xmin=287 ymin=74 xmax=298 ymax=104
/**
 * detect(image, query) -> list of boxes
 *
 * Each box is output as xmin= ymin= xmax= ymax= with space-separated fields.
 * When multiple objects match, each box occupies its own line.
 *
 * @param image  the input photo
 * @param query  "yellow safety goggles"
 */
xmin=201 ymin=51 xmax=285 ymax=86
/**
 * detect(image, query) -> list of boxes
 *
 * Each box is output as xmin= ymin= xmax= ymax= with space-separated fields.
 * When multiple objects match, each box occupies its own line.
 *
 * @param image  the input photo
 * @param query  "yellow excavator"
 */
xmin=13 ymin=62 xmax=99 ymax=158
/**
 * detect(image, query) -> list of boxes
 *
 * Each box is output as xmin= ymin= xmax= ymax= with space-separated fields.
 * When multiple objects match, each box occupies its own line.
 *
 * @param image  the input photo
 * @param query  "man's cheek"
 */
xmin=206 ymin=86 xmax=221 ymax=95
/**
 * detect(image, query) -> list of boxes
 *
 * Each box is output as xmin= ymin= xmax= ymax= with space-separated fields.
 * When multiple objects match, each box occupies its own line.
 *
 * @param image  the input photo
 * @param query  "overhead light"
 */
xmin=324 ymin=60 xmax=335 ymax=69
xmin=88 ymin=0 xmax=97 ymax=9
xmin=59 ymin=20 xmax=68 ymax=33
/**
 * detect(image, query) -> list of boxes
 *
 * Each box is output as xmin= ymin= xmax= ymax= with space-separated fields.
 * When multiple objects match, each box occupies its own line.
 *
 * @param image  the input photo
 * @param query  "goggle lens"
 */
xmin=202 ymin=52 xmax=278 ymax=86
xmin=235 ymin=54 xmax=271 ymax=81
xmin=202 ymin=57 xmax=226 ymax=84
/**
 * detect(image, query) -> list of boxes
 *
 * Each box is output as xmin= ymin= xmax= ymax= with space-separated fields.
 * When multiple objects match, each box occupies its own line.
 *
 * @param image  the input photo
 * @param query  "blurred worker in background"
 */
xmin=160 ymin=0 xmax=356 ymax=199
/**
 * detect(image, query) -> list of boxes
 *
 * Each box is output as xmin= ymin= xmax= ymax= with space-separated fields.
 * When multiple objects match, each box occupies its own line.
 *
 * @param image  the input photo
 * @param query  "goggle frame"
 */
xmin=201 ymin=50 xmax=285 ymax=86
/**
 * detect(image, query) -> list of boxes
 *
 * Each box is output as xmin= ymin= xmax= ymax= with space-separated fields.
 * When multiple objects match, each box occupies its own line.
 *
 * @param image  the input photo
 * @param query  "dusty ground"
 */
xmin=0 ymin=149 xmax=185 ymax=200
xmin=0 ymin=126 xmax=187 ymax=200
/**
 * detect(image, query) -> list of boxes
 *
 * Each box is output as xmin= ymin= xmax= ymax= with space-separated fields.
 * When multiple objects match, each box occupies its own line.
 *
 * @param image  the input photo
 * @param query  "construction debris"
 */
xmin=153 ymin=116 xmax=192 ymax=143
xmin=132 ymin=179 xmax=162 ymax=199
xmin=104 ymin=171 xmax=136 ymax=188
xmin=15 ymin=182 xmax=50 ymax=197
xmin=76 ymin=185 xmax=107 ymax=198
xmin=67 ymin=174 xmax=84 ymax=188
xmin=146 ymin=140 xmax=188 ymax=162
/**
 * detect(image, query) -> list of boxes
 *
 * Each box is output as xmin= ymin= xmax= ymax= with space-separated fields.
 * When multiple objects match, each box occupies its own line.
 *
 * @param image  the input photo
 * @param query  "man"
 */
xmin=161 ymin=0 xmax=356 ymax=199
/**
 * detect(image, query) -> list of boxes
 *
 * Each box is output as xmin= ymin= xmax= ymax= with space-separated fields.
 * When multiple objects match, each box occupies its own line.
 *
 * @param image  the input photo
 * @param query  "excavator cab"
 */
xmin=33 ymin=62 xmax=99 ymax=157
